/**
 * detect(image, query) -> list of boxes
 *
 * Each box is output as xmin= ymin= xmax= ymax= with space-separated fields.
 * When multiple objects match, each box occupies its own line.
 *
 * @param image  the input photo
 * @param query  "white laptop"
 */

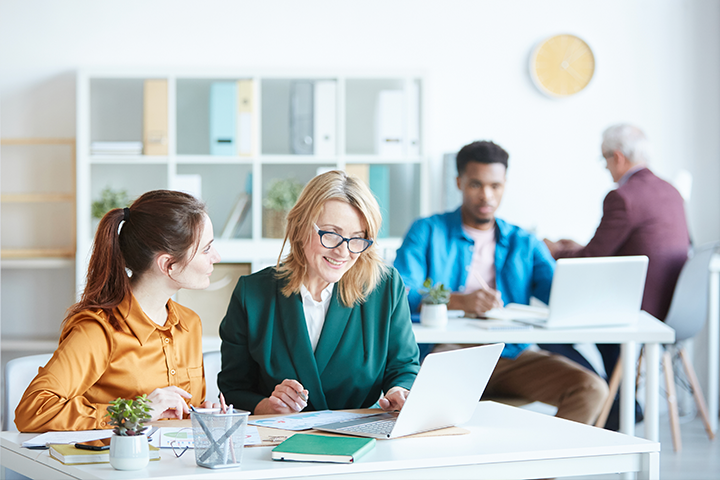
xmin=314 ymin=343 xmax=504 ymax=439
xmin=508 ymin=256 xmax=648 ymax=329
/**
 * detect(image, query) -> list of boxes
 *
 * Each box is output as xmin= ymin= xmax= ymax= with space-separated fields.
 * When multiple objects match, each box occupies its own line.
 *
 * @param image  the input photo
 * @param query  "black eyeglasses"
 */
xmin=168 ymin=428 xmax=192 ymax=458
xmin=314 ymin=224 xmax=373 ymax=254
xmin=170 ymin=440 xmax=189 ymax=458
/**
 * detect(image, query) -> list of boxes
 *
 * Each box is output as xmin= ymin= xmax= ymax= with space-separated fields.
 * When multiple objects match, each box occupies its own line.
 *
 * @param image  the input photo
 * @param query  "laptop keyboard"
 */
xmin=336 ymin=419 xmax=397 ymax=436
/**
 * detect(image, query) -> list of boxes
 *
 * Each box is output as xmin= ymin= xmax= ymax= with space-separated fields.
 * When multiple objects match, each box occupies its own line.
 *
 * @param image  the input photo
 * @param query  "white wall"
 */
xmin=1 ymin=0 xmax=718 ymax=243
xmin=1 ymin=0 xmax=719 ymax=387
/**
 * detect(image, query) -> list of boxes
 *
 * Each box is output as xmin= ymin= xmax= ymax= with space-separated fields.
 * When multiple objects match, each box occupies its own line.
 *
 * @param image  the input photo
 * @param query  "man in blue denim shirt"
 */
xmin=395 ymin=141 xmax=608 ymax=425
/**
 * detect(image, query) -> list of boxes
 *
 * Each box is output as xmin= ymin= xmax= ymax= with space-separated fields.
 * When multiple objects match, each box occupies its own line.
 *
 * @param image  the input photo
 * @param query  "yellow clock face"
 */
xmin=530 ymin=34 xmax=595 ymax=97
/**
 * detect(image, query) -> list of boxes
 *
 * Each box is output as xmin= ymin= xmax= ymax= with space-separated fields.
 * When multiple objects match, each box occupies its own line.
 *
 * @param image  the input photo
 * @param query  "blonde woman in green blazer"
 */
xmin=218 ymin=171 xmax=420 ymax=415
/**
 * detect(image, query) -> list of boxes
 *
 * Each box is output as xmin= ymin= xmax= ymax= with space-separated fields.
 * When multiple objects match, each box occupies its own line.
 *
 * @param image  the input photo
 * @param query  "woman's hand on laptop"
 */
xmin=254 ymin=379 xmax=309 ymax=415
xmin=379 ymin=386 xmax=409 ymax=411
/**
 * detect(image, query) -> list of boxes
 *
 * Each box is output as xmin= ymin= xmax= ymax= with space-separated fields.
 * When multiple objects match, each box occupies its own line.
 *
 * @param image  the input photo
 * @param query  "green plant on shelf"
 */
xmin=105 ymin=395 xmax=152 ymax=436
xmin=263 ymin=178 xmax=304 ymax=212
xmin=92 ymin=187 xmax=130 ymax=219
xmin=420 ymin=278 xmax=451 ymax=305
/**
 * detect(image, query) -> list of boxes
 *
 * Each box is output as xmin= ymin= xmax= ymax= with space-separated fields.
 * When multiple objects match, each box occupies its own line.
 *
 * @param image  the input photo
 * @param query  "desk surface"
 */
xmin=412 ymin=310 xmax=675 ymax=345
xmin=2 ymin=402 xmax=659 ymax=480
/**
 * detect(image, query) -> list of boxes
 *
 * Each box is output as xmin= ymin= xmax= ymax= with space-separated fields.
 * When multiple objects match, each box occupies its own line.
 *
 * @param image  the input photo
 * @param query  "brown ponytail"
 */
xmin=65 ymin=190 xmax=207 ymax=329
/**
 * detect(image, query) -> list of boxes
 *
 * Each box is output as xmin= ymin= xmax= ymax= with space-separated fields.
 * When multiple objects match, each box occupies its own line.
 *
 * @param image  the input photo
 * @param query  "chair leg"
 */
xmin=595 ymin=359 xmax=623 ymax=428
xmin=635 ymin=346 xmax=644 ymax=394
xmin=663 ymin=349 xmax=682 ymax=452
xmin=678 ymin=347 xmax=716 ymax=441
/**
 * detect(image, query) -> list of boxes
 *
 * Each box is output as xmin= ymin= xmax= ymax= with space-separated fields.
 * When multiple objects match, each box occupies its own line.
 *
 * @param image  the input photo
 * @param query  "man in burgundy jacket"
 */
xmin=543 ymin=123 xmax=690 ymax=429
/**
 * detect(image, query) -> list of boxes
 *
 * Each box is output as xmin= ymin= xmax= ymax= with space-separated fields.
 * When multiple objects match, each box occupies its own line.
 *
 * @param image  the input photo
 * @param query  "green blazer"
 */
xmin=218 ymin=266 xmax=420 ymax=413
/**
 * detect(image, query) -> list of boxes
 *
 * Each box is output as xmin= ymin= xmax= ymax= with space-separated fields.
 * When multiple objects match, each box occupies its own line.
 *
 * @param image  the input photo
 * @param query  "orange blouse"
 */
xmin=15 ymin=294 xmax=206 ymax=432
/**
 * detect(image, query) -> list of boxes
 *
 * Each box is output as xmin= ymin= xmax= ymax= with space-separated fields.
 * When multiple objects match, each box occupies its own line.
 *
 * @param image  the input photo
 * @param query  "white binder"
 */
xmin=313 ymin=81 xmax=337 ymax=156
xmin=375 ymin=90 xmax=404 ymax=157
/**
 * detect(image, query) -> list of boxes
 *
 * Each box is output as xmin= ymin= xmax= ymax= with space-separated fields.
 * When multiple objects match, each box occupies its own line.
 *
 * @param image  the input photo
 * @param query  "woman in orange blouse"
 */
xmin=15 ymin=190 xmax=221 ymax=432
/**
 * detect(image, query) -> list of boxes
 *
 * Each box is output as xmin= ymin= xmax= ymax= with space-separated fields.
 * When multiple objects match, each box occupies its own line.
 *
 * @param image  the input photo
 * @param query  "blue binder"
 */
xmin=210 ymin=82 xmax=237 ymax=155
xmin=369 ymin=165 xmax=390 ymax=238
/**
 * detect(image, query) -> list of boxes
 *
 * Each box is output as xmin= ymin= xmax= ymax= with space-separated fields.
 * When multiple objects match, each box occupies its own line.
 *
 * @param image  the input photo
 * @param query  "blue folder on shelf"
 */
xmin=210 ymin=82 xmax=237 ymax=155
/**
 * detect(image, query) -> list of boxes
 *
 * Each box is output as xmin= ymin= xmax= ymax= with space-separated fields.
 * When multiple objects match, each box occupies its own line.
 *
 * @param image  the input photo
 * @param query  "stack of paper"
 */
xmin=90 ymin=141 xmax=143 ymax=155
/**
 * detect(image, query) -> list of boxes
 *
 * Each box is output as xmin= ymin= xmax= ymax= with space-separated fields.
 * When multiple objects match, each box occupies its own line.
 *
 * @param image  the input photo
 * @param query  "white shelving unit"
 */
xmin=1 ymin=138 xmax=76 ymax=354
xmin=76 ymin=69 xmax=428 ymax=292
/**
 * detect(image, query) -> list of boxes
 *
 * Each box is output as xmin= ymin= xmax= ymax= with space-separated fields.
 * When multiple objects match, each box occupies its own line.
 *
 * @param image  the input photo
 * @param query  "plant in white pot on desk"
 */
xmin=105 ymin=395 xmax=152 ymax=471
xmin=419 ymin=278 xmax=451 ymax=328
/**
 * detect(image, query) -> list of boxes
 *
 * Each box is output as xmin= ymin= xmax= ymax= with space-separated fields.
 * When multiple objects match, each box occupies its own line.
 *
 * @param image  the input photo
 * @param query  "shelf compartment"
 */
xmin=177 ymin=77 xmax=255 ymax=156
xmin=1 ymin=257 xmax=75 ymax=269
xmin=261 ymin=78 xmax=337 ymax=156
xmin=345 ymin=78 xmax=420 ymax=157
xmin=261 ymin=163 xmax=335 ymax=239
xmin=176 ymin=164 xmax=253 ymax=240
xmin=344 ymin=162 xmax=421 ymax=238
xmin=1 ymin=202 xmax=75 ymax=252
xmin=1 ymin=266 xmax=75 ymax=343
xmin=1 ymin=142 xmax=75 ymax=195
xmin=90 ymin=78 xmax=145 ymax=145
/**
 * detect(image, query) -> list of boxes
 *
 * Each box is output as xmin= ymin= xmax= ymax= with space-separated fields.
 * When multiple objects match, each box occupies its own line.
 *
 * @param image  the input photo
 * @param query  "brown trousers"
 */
xmin=434 ymin=345 xmax=609 ymax=425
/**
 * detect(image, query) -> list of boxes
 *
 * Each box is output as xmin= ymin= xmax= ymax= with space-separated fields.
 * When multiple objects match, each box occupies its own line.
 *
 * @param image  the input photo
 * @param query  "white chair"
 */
xmin=3 ymin=353 xmax=53 ymax=431
xmin=597 ymin=242 xmax=719 ymax=451
xmin=203 ymin=350 xmax=221 ymax=404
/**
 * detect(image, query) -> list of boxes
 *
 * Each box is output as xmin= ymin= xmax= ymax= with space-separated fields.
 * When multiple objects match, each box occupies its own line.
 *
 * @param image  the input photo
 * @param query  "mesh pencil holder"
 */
xmin=191 ymin=409 xmax=249 ymax=469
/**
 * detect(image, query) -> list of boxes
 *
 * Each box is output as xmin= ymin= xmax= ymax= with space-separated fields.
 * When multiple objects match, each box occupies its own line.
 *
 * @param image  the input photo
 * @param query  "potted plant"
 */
xmin=91 ymin=186 xmax=130 ymax=219
xmin=105 ymin=395 xmax=152 ymax=471
xmin=419 ymin=278 xmax=451 ymax=328
xmin=262 ymin=178 xmax=304 ymax=238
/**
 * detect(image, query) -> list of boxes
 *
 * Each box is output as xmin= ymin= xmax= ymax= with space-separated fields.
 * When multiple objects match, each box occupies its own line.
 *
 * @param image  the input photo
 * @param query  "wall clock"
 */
xmin=530 ymin=34 xmax=595 ymax=98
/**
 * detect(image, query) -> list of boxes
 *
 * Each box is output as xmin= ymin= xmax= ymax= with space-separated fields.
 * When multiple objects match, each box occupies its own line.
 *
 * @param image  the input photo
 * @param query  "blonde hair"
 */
xmin=276 ymin=170 xmax=387 ymax=306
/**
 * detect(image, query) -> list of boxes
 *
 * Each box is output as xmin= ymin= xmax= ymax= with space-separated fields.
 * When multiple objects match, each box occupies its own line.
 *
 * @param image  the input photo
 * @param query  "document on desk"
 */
xmin=22 ymin=430 xmax=112 ymax=448
xmin=249 ymin=410 xmax=372 ymax=431
xmin=148 ymin=426 xmax=261 ymax=448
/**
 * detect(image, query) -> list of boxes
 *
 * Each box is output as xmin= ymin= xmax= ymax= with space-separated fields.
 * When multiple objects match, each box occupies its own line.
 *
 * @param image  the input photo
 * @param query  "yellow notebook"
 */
xmin=49 ymin=443 xmax=160 ymax=465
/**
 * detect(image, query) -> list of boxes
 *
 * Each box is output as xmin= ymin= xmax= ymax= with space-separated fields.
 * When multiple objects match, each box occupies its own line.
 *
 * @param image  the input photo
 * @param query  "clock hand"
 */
xmin=564 ymin=46 xmax=589 ymax=65
xmin=564 ymin=64 xmax=585 ymax=82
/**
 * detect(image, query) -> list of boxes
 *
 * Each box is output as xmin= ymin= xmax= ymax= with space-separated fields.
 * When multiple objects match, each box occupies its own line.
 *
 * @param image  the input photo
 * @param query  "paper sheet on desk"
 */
xmin=22 ymin=430 xmax=112 ymax=448
xmin=483 ymin=303 xmax=549 ymax=321
xmin=467 ymin=319 xmax=534 ymax=331
xmin=249 ymin=410 xmax=372 ymax=431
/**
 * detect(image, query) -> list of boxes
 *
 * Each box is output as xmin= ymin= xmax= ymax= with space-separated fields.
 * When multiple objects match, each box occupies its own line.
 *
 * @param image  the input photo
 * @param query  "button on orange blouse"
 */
xmin=14 ymin=294 xmax=207 ymax=432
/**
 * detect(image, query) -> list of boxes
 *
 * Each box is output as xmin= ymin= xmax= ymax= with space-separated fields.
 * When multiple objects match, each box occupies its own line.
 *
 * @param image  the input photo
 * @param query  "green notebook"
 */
xmin=271 ymin=433 xmax=375 ymax=464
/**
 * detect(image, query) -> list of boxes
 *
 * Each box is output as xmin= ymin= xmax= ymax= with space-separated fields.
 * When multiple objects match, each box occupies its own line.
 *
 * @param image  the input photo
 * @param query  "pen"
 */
xmin=296 ymin=390 xmax=308 ymax=403
xmin=472 ymin=271 xmax=503 ymax=308
xmin=219 ymin=392 xmax=228 ymax=414
xmin=472 ymin=270 xmax=491 ymax=291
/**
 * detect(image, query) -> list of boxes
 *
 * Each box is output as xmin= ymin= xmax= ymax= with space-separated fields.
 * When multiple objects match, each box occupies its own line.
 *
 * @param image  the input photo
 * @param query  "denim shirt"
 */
xmin=394 ymin=208 xmax=555 ymax=358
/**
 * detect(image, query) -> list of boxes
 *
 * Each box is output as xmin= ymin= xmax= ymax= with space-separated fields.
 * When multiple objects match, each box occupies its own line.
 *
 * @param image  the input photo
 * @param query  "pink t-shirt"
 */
xmin=462 ymin=224 xmax=496 ymax=292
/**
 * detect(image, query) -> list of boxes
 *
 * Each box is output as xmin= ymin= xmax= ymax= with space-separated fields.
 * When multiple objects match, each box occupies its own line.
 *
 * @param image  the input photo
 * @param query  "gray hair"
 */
xmin=601 ymin=124 xmax=649 ymax=165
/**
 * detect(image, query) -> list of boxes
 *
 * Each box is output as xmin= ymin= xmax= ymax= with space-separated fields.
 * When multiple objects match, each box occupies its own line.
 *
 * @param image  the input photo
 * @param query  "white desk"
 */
xmin=708 ymin=252 xmax=720 ymax=434
xmin=413 ymin=311 xmax=675 ymax=442
xmin=1 ymin=402 xmax=659 ymax=480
